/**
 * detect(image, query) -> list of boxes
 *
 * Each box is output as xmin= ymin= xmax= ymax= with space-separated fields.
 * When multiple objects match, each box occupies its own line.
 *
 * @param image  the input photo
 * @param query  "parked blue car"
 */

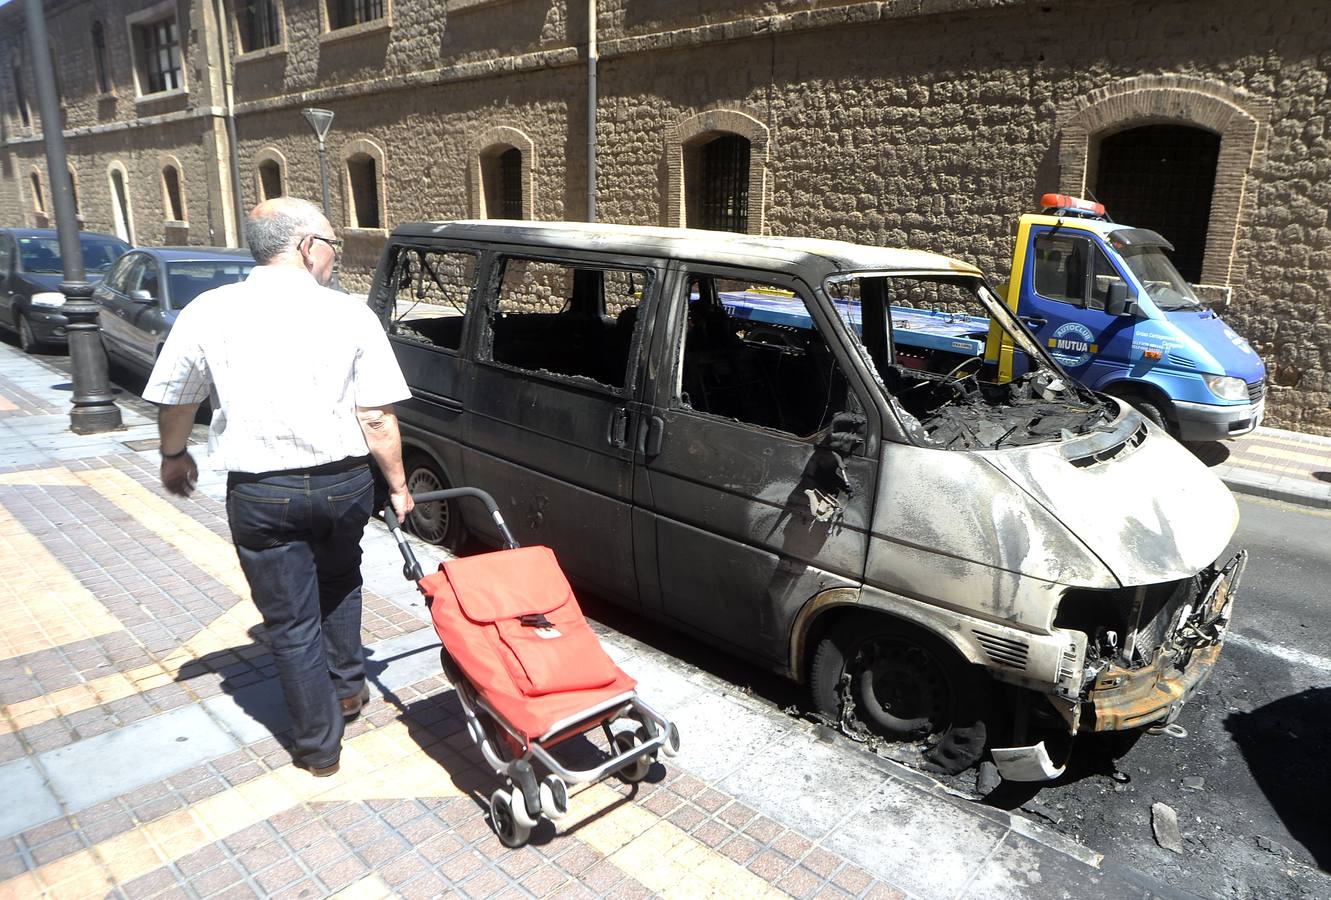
xmin=93 ymin=247 xmax=254 ymax=377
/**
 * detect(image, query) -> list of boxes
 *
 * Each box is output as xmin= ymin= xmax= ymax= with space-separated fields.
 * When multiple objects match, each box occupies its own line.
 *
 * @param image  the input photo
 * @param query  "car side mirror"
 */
xmin=1105 ymin=282 xmax=1138 ymax=318
xmin=128 ymin=289 xmax=155 ymax=303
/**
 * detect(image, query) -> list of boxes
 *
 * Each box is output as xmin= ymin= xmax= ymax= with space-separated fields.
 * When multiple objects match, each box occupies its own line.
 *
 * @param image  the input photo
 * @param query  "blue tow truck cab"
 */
xmin=722 ymin=195 xmax=1266 ymax=442
xmin=999 ymin=194 xmax=1266 ymax=441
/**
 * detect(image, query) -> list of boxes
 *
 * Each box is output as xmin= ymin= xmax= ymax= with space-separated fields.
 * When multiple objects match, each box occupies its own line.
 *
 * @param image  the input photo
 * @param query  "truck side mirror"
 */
xmin=1105 ymin=282 xmax=1138 ymax=318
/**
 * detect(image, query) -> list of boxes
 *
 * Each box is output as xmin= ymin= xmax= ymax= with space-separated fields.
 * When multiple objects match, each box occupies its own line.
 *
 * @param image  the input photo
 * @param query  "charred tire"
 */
xmin=810 ymin=615 xmax=988 ymax=773
xmin=403 ymin=453 xmax=466 ymax=551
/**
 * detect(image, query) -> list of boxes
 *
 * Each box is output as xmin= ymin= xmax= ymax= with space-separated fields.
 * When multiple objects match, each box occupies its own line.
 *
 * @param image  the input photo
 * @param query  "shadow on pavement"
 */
xmin=1187 ymin=440 xmax=1231 ymax=467
xmin=1314 ymin=471 xmax=1331 ymax=483
xmin=1225 ymin=687 xmax=1331 ymax=869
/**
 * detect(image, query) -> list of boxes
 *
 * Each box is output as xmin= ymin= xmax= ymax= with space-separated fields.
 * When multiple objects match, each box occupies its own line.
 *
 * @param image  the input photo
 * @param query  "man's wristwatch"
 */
xmin=161 ymin=446 xmax=190 ymax=459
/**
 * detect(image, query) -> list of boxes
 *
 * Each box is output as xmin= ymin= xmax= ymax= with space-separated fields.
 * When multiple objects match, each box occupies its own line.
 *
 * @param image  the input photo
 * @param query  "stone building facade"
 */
xmin=2 ymin=0 xmax=1329 ymax=432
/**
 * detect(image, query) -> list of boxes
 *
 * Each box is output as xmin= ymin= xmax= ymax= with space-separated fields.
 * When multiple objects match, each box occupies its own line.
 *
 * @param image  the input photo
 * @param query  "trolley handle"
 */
xmin=382 ymin=487 xmax=520 ymax=584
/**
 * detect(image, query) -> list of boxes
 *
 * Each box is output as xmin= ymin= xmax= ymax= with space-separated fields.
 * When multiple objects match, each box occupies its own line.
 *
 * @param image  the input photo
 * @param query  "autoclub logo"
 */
xmin=1047 ymin=322 xmax=1098 ymax=368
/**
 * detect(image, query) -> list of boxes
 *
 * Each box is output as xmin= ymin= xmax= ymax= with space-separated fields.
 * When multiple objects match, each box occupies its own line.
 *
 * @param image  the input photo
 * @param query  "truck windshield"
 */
xmin=1118 ymin=245 xmax=1202 ymax=311
xmin=823 ymin=273 xmax=1115 ymax=449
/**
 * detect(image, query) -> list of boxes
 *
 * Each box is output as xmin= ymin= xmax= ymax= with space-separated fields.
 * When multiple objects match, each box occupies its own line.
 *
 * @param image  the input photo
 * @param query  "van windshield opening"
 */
xmin=826 ymin=273 xmax=1116 ymax=449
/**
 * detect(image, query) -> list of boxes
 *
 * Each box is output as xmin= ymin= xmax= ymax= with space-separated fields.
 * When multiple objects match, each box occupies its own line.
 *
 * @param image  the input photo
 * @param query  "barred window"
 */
xmin=162 ymin=165 xmax=185 ymax=221
xmin=347 ymin=153 xmax=381 ymax=229
xmin=259 ymin=159 xmax=283 ymax=200
xmin=14 ymin=66 xmax=30 ymax=127
xmin=480 ymin=145 xmax=524 ymax=220
xmin=698 ymin=134 xmax=750 ymax=233
xmin=328 ymin=0 xmax=384 ymax=30
xmin=136 ymin=17 xmax=181 ymax=94
xmin=92 ymin=22 xmax=111 ymax=93
xmin=237 ymin=0 xmax=282 ymax=53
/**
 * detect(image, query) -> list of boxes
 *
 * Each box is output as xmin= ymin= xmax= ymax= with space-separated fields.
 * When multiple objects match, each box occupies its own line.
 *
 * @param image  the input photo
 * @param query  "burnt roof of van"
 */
xmin=391 ymin=220 xmax=982 ymax=276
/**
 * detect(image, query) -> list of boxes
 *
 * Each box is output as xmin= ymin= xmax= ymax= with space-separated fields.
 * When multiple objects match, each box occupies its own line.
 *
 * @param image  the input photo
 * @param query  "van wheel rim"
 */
xmin=848 ymin=640 xmax=950 ymax=739
xmin=405 ymin=466 xmax=449 ymax=544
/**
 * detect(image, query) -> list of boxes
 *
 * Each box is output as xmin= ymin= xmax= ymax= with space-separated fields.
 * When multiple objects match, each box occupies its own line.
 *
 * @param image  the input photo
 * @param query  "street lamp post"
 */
xmin=300 ymin=107 xmax=338 ymax=289
xmin=301 ymin=108 xmax=334 ymax=221
xmin=24 ymin=0 xmax=122 ymax=433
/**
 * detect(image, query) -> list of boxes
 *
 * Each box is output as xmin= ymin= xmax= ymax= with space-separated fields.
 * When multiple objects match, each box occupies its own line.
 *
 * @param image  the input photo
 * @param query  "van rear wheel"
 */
xmin=404 ymin=453 xmax=466 ymax=551
xmin=810 ymin=615 xmax=988 ymax=773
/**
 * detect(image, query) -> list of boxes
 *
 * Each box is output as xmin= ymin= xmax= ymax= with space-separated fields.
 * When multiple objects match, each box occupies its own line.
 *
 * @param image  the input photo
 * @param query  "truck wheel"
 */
xmin=810 ymin=614 xmax=988 ymax=773
xmin=403 ymin=453 xmax=466 ymax=551
xmin=1131 ymin=399 xmax=1170 ymax=432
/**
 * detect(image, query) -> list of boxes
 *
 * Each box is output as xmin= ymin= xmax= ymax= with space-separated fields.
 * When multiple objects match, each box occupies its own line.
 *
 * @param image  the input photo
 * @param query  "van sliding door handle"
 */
xmin=643 ymin=415 xmax=664 ymax=457
xmin=608 ymin=407 xmax=629 ymax=448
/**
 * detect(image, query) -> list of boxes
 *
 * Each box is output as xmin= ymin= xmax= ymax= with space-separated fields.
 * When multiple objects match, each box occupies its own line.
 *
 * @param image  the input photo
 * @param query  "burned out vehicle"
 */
xmin=369 ymin=221 xmax=1245 ymax=780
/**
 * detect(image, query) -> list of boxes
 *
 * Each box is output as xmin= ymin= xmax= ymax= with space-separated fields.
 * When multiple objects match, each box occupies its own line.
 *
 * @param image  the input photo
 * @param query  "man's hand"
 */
xmin=390 ymin=486 xmax=415 ymax=520
xmin=162 ymin=452 xmax=198 ymax=497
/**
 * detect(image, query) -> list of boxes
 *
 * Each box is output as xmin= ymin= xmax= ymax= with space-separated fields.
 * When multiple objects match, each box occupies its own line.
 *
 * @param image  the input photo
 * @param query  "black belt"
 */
xmin=227 ymin=455 xmax=370 ymax=488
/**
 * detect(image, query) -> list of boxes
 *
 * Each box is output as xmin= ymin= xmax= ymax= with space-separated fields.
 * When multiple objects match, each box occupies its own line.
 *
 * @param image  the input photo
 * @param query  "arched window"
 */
xmin=343 ymin=138 xmax=387 ymax=230
xmin=109 ymin=163 xmax=134 ymax=244
xmin=259 ymin=159 xmax=283 ymax=200
xmin=13 ymin=66 xmax=30 ymax=128
xmin=92 ymin=22 xmax=111 ymax=94
xmin=162 ymin=163 xmax=186 ymax=222
xmin=480 ymin=145 xmax=523 ymax=219
xmin=688 ymin=133 xmax=751 ymax=233
xmin=1094 ymin=125 xmax=1220 ymax=284
xmin=347 ymin=154 xmax=380 ymax=228
xmin=29 ymin=171 xmax=44 ymax=214
xmin=666 ymin=109 xmax=769 ymax=235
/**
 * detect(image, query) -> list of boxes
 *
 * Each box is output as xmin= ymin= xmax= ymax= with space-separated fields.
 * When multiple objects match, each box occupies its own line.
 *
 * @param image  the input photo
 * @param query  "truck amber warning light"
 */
xmin=1040 ymin=193 xmax=1106 ymax=216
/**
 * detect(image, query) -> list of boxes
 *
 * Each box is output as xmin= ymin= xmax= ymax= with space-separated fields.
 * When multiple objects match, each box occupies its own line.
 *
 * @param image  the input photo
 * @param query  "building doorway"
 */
xmin=1093 ymin=124 xmax=1220 ymax=284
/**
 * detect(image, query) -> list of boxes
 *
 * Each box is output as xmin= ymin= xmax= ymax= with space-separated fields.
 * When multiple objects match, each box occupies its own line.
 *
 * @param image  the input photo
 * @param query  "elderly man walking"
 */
xmin=144 ymin=197 xmax=414 ymax=776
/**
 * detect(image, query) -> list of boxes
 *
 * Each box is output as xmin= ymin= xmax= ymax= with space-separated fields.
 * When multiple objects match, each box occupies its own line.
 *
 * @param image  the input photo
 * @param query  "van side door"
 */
xmin=464 ymin=252 xmax=658 ymax=606
xmin=1022 ymin=229 xmax=1134 ymax=384
xmin=372 ymin=240 xmax=482 ymax=531
xmin=638 ymin=265 xmax=876 ymax=666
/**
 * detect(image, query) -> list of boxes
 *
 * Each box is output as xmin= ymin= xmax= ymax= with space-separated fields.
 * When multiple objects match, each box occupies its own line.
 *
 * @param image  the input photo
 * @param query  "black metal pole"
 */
xmin=23 ymin=0 xmax=122 ymax=433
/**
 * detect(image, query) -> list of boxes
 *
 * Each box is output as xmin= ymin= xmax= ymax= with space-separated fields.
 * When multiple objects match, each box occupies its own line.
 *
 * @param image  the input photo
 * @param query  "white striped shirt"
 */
xmin=143 ymin=265 xmax=411 ymax=474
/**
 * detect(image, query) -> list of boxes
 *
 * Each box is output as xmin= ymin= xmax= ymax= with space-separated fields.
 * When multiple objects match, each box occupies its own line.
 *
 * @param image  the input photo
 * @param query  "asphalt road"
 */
xmin=976 ymin=495 xmax=1331 ymax=900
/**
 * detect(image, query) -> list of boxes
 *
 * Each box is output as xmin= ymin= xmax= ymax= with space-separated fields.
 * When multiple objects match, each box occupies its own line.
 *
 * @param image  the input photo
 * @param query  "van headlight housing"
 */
xmin=1203 ymin=374 xmax=1247 ymax=402
xmin=30 ymin=292 xmax=66 ymax=308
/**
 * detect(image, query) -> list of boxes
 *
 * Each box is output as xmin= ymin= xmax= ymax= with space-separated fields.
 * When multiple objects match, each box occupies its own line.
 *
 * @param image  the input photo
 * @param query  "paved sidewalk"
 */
xmin=1195 ymin=427 xmax=1331 ymax=510
xmin=0 ymin=342 xmax=1211 ymax=900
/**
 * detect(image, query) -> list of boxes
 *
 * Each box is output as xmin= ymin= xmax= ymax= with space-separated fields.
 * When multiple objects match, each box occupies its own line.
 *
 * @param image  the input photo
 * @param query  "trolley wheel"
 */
xmin=610 ymin=721 xmax=653 ymax=784
xmin=490 ymin=788 xmax=532 ymax=848
xmin=404 ymin=453 xmax=466 ymax=550
xmin=540 ymin=775 xmax=569 ymax=819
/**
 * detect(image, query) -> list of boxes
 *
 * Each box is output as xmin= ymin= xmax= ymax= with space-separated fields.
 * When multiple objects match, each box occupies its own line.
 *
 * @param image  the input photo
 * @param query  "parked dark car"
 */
xmin=0 ymin=228 xmax=130 ymax=352
xmin=93 ymin=247 xmax=254 ymax=376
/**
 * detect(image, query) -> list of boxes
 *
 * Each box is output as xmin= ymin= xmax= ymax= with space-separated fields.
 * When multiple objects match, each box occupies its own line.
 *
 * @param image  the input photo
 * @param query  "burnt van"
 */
xmin=368 ymin=221 xmax=1246 ymax=781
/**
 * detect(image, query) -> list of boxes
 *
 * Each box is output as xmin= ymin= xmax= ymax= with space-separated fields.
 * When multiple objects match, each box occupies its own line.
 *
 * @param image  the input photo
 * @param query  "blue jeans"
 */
xmin=226 ymin=462 xmax=374 ymax=768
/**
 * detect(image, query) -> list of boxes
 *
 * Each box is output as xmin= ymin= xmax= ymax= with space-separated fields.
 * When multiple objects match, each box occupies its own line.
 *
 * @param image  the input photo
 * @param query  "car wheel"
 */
xmin=810 ymin=614 xmax=988 ymax=774
xmin=403 ymin=453 xmax=466 ymax=551
xmin=1130 ymin=398 xmax=1176 ymax=437
xmin=17 ymin=313 xmax=42 ymax=354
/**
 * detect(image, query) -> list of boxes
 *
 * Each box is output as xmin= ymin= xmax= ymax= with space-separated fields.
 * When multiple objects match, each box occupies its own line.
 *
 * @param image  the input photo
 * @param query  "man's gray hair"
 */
xmin=245 ymin=198 xmax=328 ymax=264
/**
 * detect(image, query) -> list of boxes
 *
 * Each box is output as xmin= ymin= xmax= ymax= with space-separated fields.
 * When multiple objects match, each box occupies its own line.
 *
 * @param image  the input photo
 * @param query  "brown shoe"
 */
xmin=306 ymin=759 xmax=340 ymax=777
xmin=340 ymin=685 xmax=371 ymax=720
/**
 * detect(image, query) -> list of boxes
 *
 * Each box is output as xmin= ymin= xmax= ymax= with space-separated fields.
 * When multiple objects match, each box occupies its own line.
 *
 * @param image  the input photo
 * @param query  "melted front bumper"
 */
xmin=1085 ymin=551 xmax=1246 ymax=732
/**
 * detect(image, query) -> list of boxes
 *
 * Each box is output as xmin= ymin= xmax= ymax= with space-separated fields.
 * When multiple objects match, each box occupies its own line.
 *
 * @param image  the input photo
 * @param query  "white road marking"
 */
xmin=1226 ymin=632 xmax=1331 ymax=673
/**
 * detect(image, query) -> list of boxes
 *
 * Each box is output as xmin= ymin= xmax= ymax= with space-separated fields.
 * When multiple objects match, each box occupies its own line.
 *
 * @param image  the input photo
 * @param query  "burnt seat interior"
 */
xmin=682 ymin=279 xmax=847 ymax=437
xmin=394 ymin=315 xmax=465 ymax=350
xmin=490 ymin=268 xmax=636 ymax=389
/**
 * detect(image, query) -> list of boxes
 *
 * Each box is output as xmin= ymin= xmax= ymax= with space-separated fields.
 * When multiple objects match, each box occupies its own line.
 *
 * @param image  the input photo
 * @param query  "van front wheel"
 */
xmin=403 ymin=454 xmax=466 ymax=551
xmin=810 ymin=615 xmax=988 ymax=773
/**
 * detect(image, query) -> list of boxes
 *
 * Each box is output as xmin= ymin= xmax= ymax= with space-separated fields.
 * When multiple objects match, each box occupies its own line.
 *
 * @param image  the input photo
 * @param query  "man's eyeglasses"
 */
xmin=307 ymin=235 xmax=343 ymax=252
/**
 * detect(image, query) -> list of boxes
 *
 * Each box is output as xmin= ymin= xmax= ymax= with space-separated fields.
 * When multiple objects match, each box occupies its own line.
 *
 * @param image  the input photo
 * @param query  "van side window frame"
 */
xmin=375 ymin=241 xmax=482 ymax=356
xmin=477 ymin=251 xmax=656 ymax=397
xmin=1031 ymin=231 xmax=1094 ymax=307
xmin=667 ymin=264 xmax=871 ymax=449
